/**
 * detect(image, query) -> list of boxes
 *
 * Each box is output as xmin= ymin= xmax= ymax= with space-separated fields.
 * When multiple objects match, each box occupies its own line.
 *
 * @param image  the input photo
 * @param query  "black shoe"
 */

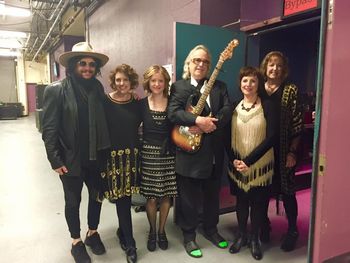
xmin=260 ymin=222 xmax=271 ymax=243
xmin=84 ymin=232 xmax=106 ymax=255
xmin=184 ymin=240 xmax=202 ymax=258
xmin=147 ymin=232 xmax=157 ymax=252
xmin=204 ymin=232 xmax=228 ymax=249
xmin=229 ymin=233 xmax=247 ymax=254
xmin=126 ymin=247 xmax=137 ymax=263
xmin=281 ymin=230 xmax=299 ymax=252
xmin=117 ymin=228 xmax=127 ymax=251
xmin=71 ymin=241 xmax=91 ymax=263
xmin=158 ymin=232 xmax=168 ymax=250
xmin=250 ymin=239 xmax=263 ymax=260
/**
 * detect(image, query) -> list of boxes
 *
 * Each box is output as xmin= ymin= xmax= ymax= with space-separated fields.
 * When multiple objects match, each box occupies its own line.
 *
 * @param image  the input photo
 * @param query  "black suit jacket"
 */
xmin=167 ymin=79 xmax=232 ymax=179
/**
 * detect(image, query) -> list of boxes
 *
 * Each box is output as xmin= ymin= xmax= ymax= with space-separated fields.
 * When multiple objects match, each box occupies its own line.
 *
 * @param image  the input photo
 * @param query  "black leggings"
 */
xmin=262 ymin=193 xmax=298 ymax=232
xmin=60 ymin=165 xmax=102 ymax=239
xmin=282 ymin=193 xmax=298 ymax=231
xmin=115 ymin=196 xmax=136 ymax=248
xmin=235 ymin=186 xmax=270 ymax=236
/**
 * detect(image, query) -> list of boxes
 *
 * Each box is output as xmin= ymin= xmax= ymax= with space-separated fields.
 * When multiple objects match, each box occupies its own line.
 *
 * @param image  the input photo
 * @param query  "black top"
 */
xmin=72 ymin=84 xmax=89 ymax=166
xmin=265 ymin=87 xmax=282 ymax=157
xmin=104 ymin=95 xmax=142 ymax=150
xmin=140 ymin=97 xmax=172 ymax=147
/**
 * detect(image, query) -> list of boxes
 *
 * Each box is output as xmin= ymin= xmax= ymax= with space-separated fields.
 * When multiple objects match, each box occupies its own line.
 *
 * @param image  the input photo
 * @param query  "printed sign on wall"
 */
xmin=283 ymin=0 xmax=319 ymax=16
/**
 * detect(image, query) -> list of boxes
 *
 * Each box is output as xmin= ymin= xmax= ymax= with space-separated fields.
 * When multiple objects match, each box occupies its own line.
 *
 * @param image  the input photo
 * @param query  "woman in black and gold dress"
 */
xmin=259 ymin=51 xmax=303 ymax=252
xmin=98 ymin=64 xmax=141 ymax=263
xmin=140 ymin=65 xmax=177 ymax=252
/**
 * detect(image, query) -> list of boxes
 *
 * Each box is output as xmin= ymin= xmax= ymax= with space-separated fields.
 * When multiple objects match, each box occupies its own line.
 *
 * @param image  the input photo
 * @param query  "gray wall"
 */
xmin=0 ymin=57 xmax=17 ymax=103
xmin=88 ymin=0 xmax=201 ymax=93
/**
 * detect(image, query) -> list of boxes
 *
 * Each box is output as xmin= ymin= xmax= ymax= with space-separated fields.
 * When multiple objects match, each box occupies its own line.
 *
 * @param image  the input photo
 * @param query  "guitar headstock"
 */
xmin=219 ymin=39 xmax=239 ymax=62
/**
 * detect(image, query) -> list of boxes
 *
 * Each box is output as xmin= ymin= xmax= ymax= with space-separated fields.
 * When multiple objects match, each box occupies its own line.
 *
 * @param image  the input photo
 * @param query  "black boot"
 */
xmin=71 ymin=241 xmax=91 ymax=263
xmin=126 ymin=247 xmax=137 ymax=263
xmin=229 ymin=232 xmax=247 ymax=254
xmin=250 ymin=235 xmax=263 ymax=260
xmin=281 ymin=230 xmax=299 ymax=252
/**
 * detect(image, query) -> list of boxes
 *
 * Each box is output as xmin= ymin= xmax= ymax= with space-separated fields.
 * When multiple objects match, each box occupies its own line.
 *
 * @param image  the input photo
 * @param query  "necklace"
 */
xmin=241 ymin=98 xmax=258 ymax=112
xmin=265 ymin=82 xmax=279 ymax=95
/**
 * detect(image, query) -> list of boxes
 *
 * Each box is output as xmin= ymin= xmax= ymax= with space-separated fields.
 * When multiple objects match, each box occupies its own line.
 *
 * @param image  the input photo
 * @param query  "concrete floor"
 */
xmin=0 ymin=115 xmax=309 ymax=263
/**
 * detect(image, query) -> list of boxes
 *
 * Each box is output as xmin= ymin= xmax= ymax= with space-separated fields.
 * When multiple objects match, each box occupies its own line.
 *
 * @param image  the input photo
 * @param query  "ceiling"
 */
xmin=0 ymin=0 xmax=89 ymax=62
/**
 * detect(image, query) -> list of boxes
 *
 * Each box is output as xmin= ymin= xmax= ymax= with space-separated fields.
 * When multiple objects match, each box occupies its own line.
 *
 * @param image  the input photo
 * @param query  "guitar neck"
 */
xmin=193 ymin=59 xmax=224 ymax=115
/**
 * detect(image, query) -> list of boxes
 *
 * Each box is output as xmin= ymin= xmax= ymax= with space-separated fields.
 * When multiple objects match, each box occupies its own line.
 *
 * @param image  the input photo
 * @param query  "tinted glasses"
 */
xmin=78 ymin=60 xmax=97 ymax=68
xmin=191 ymin=58 xmax=210 ymax=66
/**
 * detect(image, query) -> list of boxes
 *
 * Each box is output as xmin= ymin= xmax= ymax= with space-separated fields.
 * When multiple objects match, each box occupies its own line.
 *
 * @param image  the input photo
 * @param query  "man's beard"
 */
xmin=73 ymin=70 xmax=96 ymax=85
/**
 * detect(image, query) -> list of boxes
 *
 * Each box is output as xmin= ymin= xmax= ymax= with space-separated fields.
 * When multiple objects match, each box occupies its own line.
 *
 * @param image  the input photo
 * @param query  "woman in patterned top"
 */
xmin=98 ymin=64 xmax=141 ymax=263
xmin=226 ymin=66 xmax=276 ymax=260
xmin=140 ymin=65 xmax=177 ymax=252
xmin=259 ymin=51 xmax=303 ymax=252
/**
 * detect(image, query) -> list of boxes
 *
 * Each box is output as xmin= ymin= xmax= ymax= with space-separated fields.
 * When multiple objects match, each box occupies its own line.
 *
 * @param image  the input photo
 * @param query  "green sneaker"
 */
xmin=204 ymin=232 xmax=228 ymax=249
xmin=184 ymin=241 xmax=203 ymax=258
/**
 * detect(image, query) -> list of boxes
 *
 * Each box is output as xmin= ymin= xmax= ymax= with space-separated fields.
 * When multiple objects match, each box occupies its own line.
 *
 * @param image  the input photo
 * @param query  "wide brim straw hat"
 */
xmin=58 ymin=42 xmax=109 ymax=68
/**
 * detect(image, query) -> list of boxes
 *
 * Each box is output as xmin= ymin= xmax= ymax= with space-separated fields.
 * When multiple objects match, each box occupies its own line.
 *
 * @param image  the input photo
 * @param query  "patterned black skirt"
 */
xmin=140 ymin=143 xmax=177 ymax=199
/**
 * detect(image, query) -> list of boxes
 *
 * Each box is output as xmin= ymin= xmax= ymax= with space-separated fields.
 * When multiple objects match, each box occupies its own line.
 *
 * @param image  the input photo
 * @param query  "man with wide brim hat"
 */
xmin=42 ymin=42 xmax=110 ymax=263
xmin=59 ymin=41 xmax=109 ymax=68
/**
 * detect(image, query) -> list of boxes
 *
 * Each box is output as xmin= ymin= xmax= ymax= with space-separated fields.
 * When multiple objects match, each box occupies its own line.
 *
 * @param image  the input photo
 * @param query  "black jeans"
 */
xmin=60 ymin=163 xmax=102 ymax=239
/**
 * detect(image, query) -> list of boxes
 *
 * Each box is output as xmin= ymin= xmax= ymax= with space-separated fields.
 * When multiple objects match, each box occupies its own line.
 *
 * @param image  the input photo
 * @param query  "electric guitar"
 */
xmin=171 ymin=39 xmax=239 ymax=153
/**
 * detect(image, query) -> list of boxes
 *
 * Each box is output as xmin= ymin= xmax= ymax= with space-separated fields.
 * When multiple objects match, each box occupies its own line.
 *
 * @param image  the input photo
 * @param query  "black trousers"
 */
xmin=115 ymin=196 xmax=136 ymax=248
xmin=235 ymin=186 xmax=270 ymax=236
xmin=60 ymin=164 xmax=102 ymax=239
xmin=177 ymin=172 xmax=221 ymax=243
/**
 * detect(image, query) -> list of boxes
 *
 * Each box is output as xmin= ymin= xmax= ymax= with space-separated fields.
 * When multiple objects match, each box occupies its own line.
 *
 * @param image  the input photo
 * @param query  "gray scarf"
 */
xmin=71 ymin=75 xmax=110 ymax=160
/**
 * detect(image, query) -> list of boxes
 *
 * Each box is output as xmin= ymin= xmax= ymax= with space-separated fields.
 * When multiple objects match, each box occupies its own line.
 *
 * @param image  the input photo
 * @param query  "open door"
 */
xmin=310 ymin=0 xmax=350 ymax=262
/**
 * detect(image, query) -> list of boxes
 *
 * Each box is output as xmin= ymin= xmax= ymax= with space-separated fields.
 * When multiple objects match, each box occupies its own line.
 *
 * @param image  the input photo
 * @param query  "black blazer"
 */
xmin=167 ymin=79 xmax=232 ymax=179
xmin=41 ymin=77 xmax=105 ymax=176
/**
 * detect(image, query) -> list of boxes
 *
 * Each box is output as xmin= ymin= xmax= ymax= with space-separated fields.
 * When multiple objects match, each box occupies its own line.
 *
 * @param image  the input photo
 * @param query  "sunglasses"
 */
xmin=191 ymin=58 xmax=210 ymax=66
xmin=78 ymin=60 xmax=97 ymax=68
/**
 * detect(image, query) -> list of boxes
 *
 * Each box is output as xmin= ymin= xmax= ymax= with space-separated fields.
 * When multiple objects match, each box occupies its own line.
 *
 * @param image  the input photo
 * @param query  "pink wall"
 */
xmin=26 ymin=83 xmax=36 ymax=113
xmin=312 ymin=0 xmax=350 ymax=261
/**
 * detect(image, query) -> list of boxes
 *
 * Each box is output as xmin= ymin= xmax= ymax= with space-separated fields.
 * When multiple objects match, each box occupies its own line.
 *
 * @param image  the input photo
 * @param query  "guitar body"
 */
xmin=171 ymin=104 xmax=203 ymax=153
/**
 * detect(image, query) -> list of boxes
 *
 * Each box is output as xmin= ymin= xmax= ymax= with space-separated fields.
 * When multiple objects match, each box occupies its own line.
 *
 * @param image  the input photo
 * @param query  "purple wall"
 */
xmin=201 ymin=0 xmax=240 ymax=29
xmin=88 ymin=0 xmax=201 ymax=93
xmin=240 ymin=0 xmax=283 ymax=27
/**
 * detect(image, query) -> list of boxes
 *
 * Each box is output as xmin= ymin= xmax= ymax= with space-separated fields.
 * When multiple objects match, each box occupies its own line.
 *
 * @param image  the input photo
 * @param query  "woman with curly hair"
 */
xmin=98 ymin=64 xmax=142 ymax=263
